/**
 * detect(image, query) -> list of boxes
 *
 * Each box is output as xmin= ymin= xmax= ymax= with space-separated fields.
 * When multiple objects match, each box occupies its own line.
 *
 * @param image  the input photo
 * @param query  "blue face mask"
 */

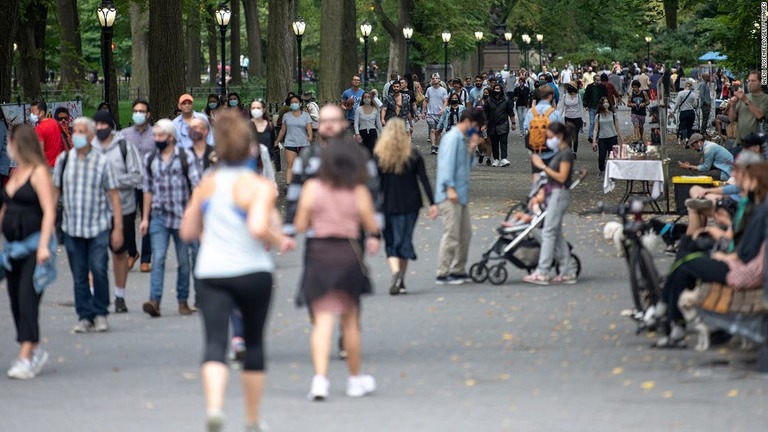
xmin=132 ymin=112 xmax=147 ymax=125
xmin=29 ymin=113 xmax=39 ymax=124
xmin=72 ymin=134 xmax=89 ymax=149
xmin=465 ymin=127 xmax=479 ymax=138
xmin=290 ymin=103 xmax=301 ymax=111
xmin=229 ymin=100 xmax=239 ymax=107
xmin=208 ymin=102 xmax=218 ymax=110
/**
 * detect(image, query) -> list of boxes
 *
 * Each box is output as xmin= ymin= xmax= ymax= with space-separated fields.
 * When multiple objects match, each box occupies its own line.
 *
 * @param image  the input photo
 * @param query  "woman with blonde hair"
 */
xmin=374 ymin=118 xmax=437 ymax=295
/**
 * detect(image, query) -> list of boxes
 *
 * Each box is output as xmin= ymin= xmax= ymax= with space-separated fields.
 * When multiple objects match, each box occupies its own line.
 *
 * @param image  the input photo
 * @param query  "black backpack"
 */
xmin=145 ymin=148 xmax=192 ymax=192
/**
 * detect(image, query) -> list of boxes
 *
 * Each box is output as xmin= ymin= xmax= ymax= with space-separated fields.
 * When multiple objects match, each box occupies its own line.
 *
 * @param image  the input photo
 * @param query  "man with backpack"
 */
xmin=139 ymin=119 xmax=201 ymax=318
xmin=524 ymin=86 xmax=563 ymax=182
xmin=583 ymin=77 xmax=608 ymax=144
xmin=93 ymin=111 xmax=143 ymax=314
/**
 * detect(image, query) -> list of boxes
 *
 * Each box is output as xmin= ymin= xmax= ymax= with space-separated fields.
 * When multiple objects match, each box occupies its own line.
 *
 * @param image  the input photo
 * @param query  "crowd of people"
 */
xmin=1 ymin=56 xmax=766 ymax=431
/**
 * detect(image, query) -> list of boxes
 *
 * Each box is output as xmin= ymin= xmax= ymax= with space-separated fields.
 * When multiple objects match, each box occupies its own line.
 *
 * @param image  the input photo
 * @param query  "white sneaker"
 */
xmin=71 ymin=319 xmax=94 ymax=334
xmin=206 ymin=409 xmax=225 ymax=432
xmin=93 ymin=315 xmax=109 ymax=332
xmin=346 ymin=374 xmax=376 ymax=397
xmin=308 ymin=375 xmax=330 ymax=401
xmin=491 ymin=159 xmax=500 ymax=167
xmin=31 ymin=348 xmax=48 ymax=376
xmin=7 ymin=358 xmax=35 ymax=379
xmin=499 ymin=158 xmax=511 ymax=167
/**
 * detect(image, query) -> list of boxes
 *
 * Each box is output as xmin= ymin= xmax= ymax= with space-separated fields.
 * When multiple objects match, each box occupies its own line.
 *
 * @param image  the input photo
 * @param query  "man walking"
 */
xmin=173 ymin=94 xmax=214 ymax=150
xmin=697 ymin=73 xmax=712 ymax=133
xmin=482 ymin=84 xmax=517 ymax=167
xmin=583 ymin=76 xmax=608 ymax=143
xmin=29 ymin=100 xmax=65 ymax=168
xmin=54 ymin=117 xmax=123 ymax=333
xmin=139 ymin=119 xmax=201 ymax=318
xmin=93 ymin=111 xmax=143 ymax=314
xmin=341 ymin=75 xmax=365 ymax=132
xmin=435 ymin=109 xmax=486 ymax=285
xmin=423 ymin=73 xmax=449 ymax=154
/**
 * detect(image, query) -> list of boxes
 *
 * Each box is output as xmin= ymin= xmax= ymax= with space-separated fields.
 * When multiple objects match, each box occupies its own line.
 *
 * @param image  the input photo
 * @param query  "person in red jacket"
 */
xmin=29 ymin=100 xmax=64 ymax=168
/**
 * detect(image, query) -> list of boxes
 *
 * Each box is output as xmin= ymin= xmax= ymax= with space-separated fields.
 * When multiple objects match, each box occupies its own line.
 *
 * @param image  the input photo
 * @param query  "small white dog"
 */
xmin=678 ymin=287 xmax=709 ymax=352
xmin=603 ymin=222 xmax=625 ymax=257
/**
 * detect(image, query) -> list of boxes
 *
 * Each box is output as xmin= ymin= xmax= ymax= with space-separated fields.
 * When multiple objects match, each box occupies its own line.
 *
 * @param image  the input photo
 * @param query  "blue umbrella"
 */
xmin=699 ymin=51 xmax=727 ymax=61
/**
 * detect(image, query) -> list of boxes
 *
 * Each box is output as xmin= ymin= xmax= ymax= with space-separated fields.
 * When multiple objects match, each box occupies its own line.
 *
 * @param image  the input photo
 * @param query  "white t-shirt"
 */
xmin=560 ymin=69 xmax=572 ymax=84
xmin=425 ymin=85 xmax=448 ymax=114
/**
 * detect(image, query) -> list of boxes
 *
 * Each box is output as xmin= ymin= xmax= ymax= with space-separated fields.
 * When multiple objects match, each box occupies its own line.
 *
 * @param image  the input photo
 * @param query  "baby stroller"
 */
xmin=469 ymin=170 xmax=587 ymax=285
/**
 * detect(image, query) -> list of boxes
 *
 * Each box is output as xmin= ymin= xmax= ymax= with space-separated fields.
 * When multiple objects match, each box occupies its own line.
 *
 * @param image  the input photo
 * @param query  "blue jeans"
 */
xmin=64 ymin=230 xmax=110 ymax=321
xmin=587 ymin=108 xmax=597 ymax=141
xmin=149 ymin=216 xmax=190 ymax=303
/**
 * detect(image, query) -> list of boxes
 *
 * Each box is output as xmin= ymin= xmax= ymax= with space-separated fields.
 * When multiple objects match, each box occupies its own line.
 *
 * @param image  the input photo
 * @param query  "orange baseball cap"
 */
xmin=178 ymin=94 xmax=194 ymax=104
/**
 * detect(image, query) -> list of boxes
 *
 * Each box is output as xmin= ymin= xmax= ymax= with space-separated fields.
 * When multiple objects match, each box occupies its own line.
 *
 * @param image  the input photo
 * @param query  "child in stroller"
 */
xmin=469 ymin=174 xmax=583 ymax=285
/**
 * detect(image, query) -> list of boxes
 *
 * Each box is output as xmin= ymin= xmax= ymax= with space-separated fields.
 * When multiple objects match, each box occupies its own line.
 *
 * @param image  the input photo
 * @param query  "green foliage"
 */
xmin=698 ymin=0 xmax=763 ymax=73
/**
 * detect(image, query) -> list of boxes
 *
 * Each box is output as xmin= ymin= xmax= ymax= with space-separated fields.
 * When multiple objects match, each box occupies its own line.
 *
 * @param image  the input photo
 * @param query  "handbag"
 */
xmin=725 ymin=243 xmax=765 ymax=289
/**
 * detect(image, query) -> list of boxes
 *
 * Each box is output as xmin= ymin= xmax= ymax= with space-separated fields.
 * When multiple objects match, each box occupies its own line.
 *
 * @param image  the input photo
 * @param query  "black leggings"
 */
xmin=564 ymin=117 xmax=582 ymax=153
xmin=679 ymin=110 xmax=696 ymax=141
xmin=198 ymin=272 xmax=273 ymax=371
xmin=597 ymin=136 xmax=618 ymax=172
xmin=7 ymin=255 xmax=43 ymax=343
xmin=489 ymin=133 xmax=509 ymax=160
xmin=359 ymin=129 xmax=378 ymax=155
xmin=661 ymin=256 xmax=728 ymax=323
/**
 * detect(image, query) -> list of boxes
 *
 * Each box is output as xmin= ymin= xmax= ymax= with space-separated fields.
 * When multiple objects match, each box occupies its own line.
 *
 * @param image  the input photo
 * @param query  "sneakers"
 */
xmin=93 ymin=315 xmax=109 ymax=332
xmin=477 ymin=153 xmax=485 ymax=165
xmin=127 ymin=253 xmax=140 ymax=271
xmin=485 ymin=157 xmax=492 ymax=166
xmin=206 ymin=409 xmax=225 ymax=432
xmin=71 ymin=319 xmax=94 ymax=334
xmin=142 ymin=300 xmax=161 ymax=317
xmin=450 ymin=273 xmax=472 ymax=283
xmin=436 ymin=275 xmax=464 ymax=285
xmin=178 ymin=301 xmax=196 ymax=316
xmin=552 ymin=274 xmax=578 ymax=285
xmin=491 ymin=159 xmax=500 ymax=167
xmin=430 ymin=146 xmax=438 ymax=155
xmin=346 ymin=374 xmax=376 ymax=397
xmin=230 ymin=337 xmax=246 ymax=363
xmin=499 ymin=158 xmax=511 ymax=167
xmin=140 ymin=263 xmax=151 ymax=273
xmin=522 ymin=272 xmax=551 ymax=285
xmin=114 ymin=297 xmax=128 ymax=313
xmin=31 ymin=347 xmax=48 ymax=375
xmin=308 ymin=375 xmax=330 ymax=401
xmin=7 ymin=358 xmax=34 ymax=379
xmin=685 ymin=198 xmax=713 ymax=211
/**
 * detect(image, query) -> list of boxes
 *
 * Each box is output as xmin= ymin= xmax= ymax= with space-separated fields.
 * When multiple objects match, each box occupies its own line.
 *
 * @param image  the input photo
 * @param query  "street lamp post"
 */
xmin=644 ymin=36 xmax=652 ymax=66
xmin=214 ymin=4 xmax=232 ymax=97
xmin=403 ymin=26 xmax=413 ymax=77
xmin=360 ymin=22 xmax=372 ymax=88
xmin=521 ymin=34 xmax=531 ymax=70
xmin=442 ymin=30 xmax=451 ymax=81
xmin=292 ymin=17 xmax=306 ymax=95
xmin=504 ymin=31 xmax=512 ymax=71
xmin=97 ymin=1 xmax=117 ymax=106
xmin=536 ymin=34 xmax=543 ymax=71
xmin=474 ymin=31 xmax=484 ymax=74
xmin=12 ymin=43 xmax=17 ymax=91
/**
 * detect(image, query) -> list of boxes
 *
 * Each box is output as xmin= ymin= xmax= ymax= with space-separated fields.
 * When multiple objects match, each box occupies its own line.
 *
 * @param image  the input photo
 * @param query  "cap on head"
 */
xmin=178 ymin=94 xmax=194 ymax=105
xmin=687 ymin=133 xmax=704 ymax=146
xmin=92 ymin=110 xmax=114 ymax=129
xmin=600 ymin=73 xmax=609 ymax=81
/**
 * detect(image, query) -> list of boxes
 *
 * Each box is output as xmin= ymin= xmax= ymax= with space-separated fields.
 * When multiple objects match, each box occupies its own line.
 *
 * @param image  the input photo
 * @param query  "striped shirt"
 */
xmin=53 ymin=147 xmax=118 ymax=239
xmin=143 ymin=146 xmax=201 ymax=229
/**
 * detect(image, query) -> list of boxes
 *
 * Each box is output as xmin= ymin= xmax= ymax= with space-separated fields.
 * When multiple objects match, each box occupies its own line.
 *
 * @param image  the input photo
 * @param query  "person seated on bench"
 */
xmin=677 ymin=133 xmax=734 ymax=181
xmin=648 ymin=162 xmax=768 ymax=348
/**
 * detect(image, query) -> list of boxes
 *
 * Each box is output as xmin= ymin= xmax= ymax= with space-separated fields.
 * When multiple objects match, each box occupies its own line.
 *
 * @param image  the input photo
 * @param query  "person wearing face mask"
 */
xmin=678 ymin=133 xmax=733 ymax=181
xmin=560 ymin=82 xmax=583 ymax=156
xmin=512 ymin=77 xmax=531 ymax=136
xmin=53 ymin=107 xmax=73 ymax=152
xmin=122 ymin=100 xmax=155 ymax=273
xmin=227 ymin=92 xmax=249 ymax=119
xmin=436 ymin=95 xmax=465 ymax=136
xmin=29 ymin=100 xmax=65 ymax=168
xmin=204 ymin=94 xmax=221 ymax=120
xmin=583 ymin=74 xmax=608 ymax=144
xmin=482 ymin=84 xmax=517 ymax=167
xmin=93 ymin=110 xmax=143 ymax=314
xmin=275 ymin=96 xmax=313 ymax=187
xmin=592 ymin=96 xmax=623 ymax=176
xmin=173 ymin=94 xmax=214 ymax=150
xmin=728 ymin=70 xmax=768 ymax=146
xmin=249 ymin=99 xmax=281 ymax=173
xmin=53 ymin=117 xmax=124 ymax=333
xmin=139 ymin=119 xmax=201 ymax=318
xmin=671 ymin=79 xmax=698 ymax=145
xmin=354 ymin=91 xmax=383 ymax=155
xmin=524 ymin=122 xmax=579 ymax=285
xmin=303 ymin=91 xmax=320 ymax=142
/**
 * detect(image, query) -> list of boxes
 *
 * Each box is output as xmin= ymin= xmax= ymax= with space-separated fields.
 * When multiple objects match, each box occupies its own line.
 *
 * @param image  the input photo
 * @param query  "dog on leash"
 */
xmin=603 ymin=221 xmax=662 ymax=257
xmin=678 ymin=287 xmax=710 ymax=352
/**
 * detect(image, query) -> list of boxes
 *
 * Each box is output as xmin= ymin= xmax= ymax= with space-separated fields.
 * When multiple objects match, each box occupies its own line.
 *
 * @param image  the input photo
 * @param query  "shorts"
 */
xmin=284 ymin=146 xmax=301 ymax=154
xmin=426 ymin=114 xmax=439 ymax=129
xmin=631 ymin=114 xmax=646 ymax=127
xmin=110 ymin=212 xmax=136 ymax=254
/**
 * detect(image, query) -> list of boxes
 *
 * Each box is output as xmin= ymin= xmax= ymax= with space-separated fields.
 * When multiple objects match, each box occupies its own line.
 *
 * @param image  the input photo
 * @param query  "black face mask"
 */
xmin=96 ymin=129 xmax=112 ymax=141
xmin=567 ymin=88 xmax=576 ymax=94
xmin=450 ymin=100 xmax=460 ymax=106
xmin=475 ymin=83 xmax=482 ymax=88
xmin=492 ymin=90 xmax=501 ymax=97
xmin=155 ymin=140 xmax=169 ymax=151
xmin=482 ymin=94 xmax=490 ymax=100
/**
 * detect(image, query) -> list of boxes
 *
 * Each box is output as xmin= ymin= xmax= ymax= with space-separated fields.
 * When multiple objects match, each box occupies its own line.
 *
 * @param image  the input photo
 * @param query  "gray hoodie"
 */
xmin=94 ymin=131 xmax=143 ymax=215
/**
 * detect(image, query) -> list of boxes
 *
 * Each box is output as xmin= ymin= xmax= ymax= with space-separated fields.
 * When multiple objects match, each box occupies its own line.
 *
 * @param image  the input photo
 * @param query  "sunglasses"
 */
xmin=57 ymin=117 xmax=69 ymax=122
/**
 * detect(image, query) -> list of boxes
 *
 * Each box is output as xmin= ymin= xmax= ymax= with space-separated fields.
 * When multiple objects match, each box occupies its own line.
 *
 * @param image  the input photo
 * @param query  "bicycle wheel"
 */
xmin=628 ymin=247 xmax=661 ymax=313
xmin=469 ymin=263 xmax=489 ymax=283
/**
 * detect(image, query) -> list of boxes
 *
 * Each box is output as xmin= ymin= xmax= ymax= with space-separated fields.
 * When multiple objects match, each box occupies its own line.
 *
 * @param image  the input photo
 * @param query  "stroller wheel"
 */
xmin=469 ymin=263 xmax=489 ymax=283
xmin=488 ymin=265 xmax=508 ymax=285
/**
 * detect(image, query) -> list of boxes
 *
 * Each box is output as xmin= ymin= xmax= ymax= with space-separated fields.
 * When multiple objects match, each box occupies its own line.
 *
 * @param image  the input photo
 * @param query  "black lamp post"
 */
xmin=504 ymin=31 xmax=512 ymax=70
xmin=214 ymin=4 xmax=231 ymax=97
xmin=645 ymin=36 xmax=652 ymax=66
xmin=536 ymin=34 xmax=543 ymax=71
xmin=360 ymin=22 xmax=372 ymax=88
xmin=97 ymin=1 xmax=117 ymax=106
xmin=403 ymin=26 xmax=413 ymax=77
xmin=292 ymin=17 xmax=306 ymax=95
xmin=521 ymin=34 xmax=531 ymax=70
xmin=442 ymin=30 xmax=451 ymax=80
xmin=474 ymin=31 xmax=484 ymax=74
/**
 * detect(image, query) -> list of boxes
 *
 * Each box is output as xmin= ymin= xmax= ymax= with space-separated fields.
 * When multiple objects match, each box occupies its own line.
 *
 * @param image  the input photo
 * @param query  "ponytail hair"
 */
xmin=548 ymin=121 xmax=576 ymax=146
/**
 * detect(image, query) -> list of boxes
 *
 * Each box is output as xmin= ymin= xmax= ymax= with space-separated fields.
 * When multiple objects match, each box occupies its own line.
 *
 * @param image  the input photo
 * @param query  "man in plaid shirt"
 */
xmin=53 ymin=117 xmax=124 ymax=334
xmin=139 ymin=119 xmax=200 ymax=318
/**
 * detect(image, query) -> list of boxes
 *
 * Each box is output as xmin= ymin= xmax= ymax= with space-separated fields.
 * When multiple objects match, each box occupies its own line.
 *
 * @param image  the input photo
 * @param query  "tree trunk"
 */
xmin=34 ymin=3 xmax=48 ymax=85
xmin=663 ymin=0 xmax=678 ymax=31
xmin=373 ymin=0 xmax=414 ymax=77
xmin=205 ymin=3 xmax=217 ymax=87
xmin=130 ymin=1 xmax=150 ymax=100
xmin=319 ymin=0 xmax=344 ymax=103
xmin=15 ymin=1 xmax=44 ymax=101
xmin=186 ymin=0 xmax=202 ymax=87
xmin=266 ymin=0 xmax=293 ymax=103
xmin=149 ymin=0 xmax=184 ymax=119
xmin=229 ymin=0 xmax=242 ymax=86
xmin=339 ymin=0 xmax=357 ymax=88
xmin=0 ymin=0 xmax=21 ymax=103
xmin=242 ymin=0 xmax=264 ymax=78
xmin=56 ymin=0 xmax=83 ymax=90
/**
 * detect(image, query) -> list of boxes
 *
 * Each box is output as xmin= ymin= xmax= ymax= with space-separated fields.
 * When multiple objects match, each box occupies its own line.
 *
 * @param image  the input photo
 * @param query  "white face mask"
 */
xmin=603 ymin=103 xmax=610 ymax=109
xmin=251 ymin=108 xmax=264 ymax=119
xmin=545 ymin=137 xmax=560 ymax=151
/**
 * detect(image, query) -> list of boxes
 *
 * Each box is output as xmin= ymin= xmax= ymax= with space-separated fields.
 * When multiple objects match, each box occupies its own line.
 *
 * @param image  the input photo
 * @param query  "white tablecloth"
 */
xmin=603 ymin=159 xmax=665 ymax=199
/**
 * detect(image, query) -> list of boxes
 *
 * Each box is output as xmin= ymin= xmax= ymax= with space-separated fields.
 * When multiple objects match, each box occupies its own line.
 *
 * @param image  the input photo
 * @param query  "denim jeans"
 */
xmin=535 ymin=189 xmax=576 ymax=276
xmin=64 ymin=230 xmax=110 ymax=321
xmin=587 ymin=108 xmax=597 ymax=141
xmin=149 ymin=216 xmax=190 ymax=303
xmin=136 ymin=189 xmax=151 ymax=263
